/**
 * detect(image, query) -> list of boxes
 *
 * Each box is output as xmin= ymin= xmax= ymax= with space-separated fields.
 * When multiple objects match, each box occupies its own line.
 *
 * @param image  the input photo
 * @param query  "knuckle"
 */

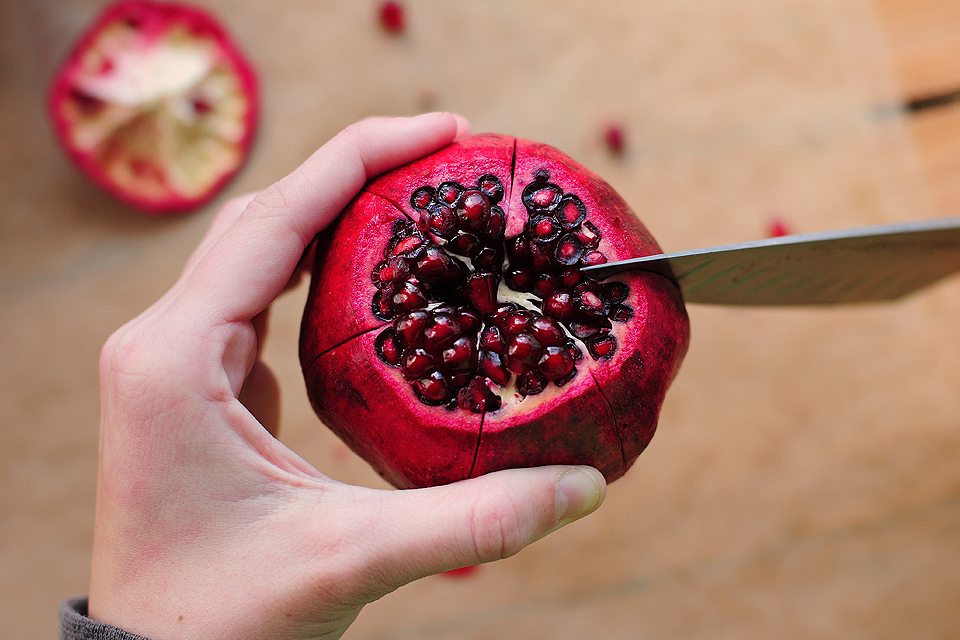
xmin=468 ymin=485 xmax=529 ymax=562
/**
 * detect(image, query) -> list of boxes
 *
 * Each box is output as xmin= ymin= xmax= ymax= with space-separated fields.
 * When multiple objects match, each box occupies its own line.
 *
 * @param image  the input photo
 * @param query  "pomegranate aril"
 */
xmin=528 ymin=316 xmax=566 ymax=347
xmin=462 ymin=271 xmax=499 ymax=314
xmin=392 ymin=279 xmax=429 ymax=313
xmin=394 ymin=310 xmax=430 ymax=348
xmin=477 ymin=174 xmax=504 ymax=204
xmin=554 ymin=234 xmax=585 ymax=266
xmin=484 ymin=206 xmax=506 ymax=242
xmin=402 ymin=348 xmax=435 ymax=381
xmin=506 ymin=236 xmax=530 ymax=263
xmin=557 ymin=195 xmax=587 ymax=229
xmin=411 ymin=186 xmax=436 ymax=210
xmin=379 ymin=1 xmax=405 ymax=33
xmin=457 ymin=306 xmax=482 ymax=334
xmin=611 ymin=304 xmax=634 ymax=322
xmin=522 ymin=177 xmax=562 ymax=212
xmin=587 ymin=335 xmax=617 ymax=360
xmin=473 ymin=246 xmax=504 ymax=271
xmin=528 ymin=241 xmax=553 ymax=271
xmin=517 ymin=370 xmax=547 ymax=397
xmin=376 ymin=329 xmax=402 ymax=366
xmin=573 ymin=282 xmax=609 ymax=319
xmin=427 ymin=205 xmax=457 ymax=239
xmin=538 ymin=346 xmax=575 ymax=381
xmin=477 ymin=349 xmax=510 ymax=386
xmin=530 ymin=215 xmax=562 ymax=243
xmin=582 ymin=251 xmax=607 ymax=266
xmin=416 ymin=246 xmax=461 ymax=285
xmin=501 ymin=310 xmax=534 ymax=336
xmin=568 ymin=319 xmax=608 ymax=340
xmin=603 ymin=281 xmax=628 ymax=304
xmin=557 ymin=268 xmax=583 ymax=289
xmin=447 ymin=233 xmax=481 ymax=258
xmin=533 ymin=273 xmax=558 ymax=298
xmin=479 ymin=325 xmax=507 ymax=354
xmin=454 ymin=189 xmax=489 ymax=233
xmin=441 ymin=337 xmax=478 ymax=372
xmin=414 ymin=371 xmax=451 ymax=405
xmin=543 ymin=290 xmax=576 ymax=323
xmin=437 ymin=181 xmax=463 ymax=207
xmin=457 ymin=377 xmax=502 ymax=413
xmin=389 ymin=234 xmax=427 ymax=259
xmin=423 ymin=313 xmax=462 ymax=351
xmin=371 ymin=257 xmax=410 ymax=289
xmin=506 ymin=332 xmax=543 ymax=373
xmin=575 ymin=220 xmax=602 ymax=249
xmin=373 ymin=289 xmax=396 ymax=320
xmin=505 ymin=266 xmax=534 ymax=293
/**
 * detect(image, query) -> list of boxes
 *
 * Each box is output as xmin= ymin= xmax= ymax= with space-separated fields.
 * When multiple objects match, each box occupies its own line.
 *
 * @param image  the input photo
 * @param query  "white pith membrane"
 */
xmin=53 ymin=16 xmax=253 ymax=202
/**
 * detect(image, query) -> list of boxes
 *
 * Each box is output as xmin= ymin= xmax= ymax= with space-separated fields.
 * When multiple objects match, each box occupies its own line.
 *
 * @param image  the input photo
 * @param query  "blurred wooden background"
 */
xmin=1 ymin=1 xmax=958 ymax=639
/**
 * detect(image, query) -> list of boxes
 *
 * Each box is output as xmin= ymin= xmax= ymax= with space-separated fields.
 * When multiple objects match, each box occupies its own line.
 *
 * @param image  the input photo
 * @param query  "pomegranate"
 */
xmin=48 ymin=0 xmax=258 ymax=214
xmin=300 ymin=134 xmax=689 ymax=488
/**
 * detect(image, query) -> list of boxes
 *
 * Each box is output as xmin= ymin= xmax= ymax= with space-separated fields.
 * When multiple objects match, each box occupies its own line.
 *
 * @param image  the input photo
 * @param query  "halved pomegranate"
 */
xmin=48 ymin=0 xmax=258 ymax=214
xmin=300 ymin=134 xmax=690 ymax=488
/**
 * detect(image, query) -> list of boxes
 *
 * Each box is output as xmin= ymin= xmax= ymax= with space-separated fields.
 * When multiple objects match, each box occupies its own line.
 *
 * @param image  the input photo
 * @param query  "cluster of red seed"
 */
xmin=370 ymin=172 xmax=633 ymax=412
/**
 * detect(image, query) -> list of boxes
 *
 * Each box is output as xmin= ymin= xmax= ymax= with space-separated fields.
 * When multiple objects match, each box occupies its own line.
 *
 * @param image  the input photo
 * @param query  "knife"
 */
xmin=579 ymin=217 xmax=960 ymax=305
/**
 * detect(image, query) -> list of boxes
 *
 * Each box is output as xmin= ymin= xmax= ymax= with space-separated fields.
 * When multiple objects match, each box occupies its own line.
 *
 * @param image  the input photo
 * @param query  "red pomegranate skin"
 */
xmin=300 ymin=134 xmax=689 ymax=488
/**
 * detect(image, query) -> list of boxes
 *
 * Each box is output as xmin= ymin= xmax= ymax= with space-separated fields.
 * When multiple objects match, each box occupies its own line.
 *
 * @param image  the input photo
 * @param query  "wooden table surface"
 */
xmin=2 ymin=1 xmax=958 ymax=639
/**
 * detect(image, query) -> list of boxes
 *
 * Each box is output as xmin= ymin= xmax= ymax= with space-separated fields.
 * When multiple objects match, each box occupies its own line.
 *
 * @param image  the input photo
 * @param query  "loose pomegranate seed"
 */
xmin=379 ymin=1 xmax=405 ymax=33
xmin=767 ymin=216 xmax=792 ymax=238
xmin=604 ymin=124 xmax=625 ymax=155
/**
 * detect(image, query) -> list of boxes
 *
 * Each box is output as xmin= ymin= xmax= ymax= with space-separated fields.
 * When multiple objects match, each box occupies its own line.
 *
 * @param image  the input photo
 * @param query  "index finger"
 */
xmin=183 ymin=113 xmax=470 ymax=324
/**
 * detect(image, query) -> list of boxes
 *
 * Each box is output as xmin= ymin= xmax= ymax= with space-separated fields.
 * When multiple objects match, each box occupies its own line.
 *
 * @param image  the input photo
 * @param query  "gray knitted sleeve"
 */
xmin=59 ymin=598 xmax=151 ymax=640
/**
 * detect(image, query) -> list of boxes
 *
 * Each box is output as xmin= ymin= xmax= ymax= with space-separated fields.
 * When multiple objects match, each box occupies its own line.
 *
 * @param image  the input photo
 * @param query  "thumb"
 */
xmin=370 ymin=465 xmax=606 ymax=589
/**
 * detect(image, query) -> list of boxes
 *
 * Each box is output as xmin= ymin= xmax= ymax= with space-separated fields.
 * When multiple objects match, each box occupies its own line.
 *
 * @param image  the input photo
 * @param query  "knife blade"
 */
xmin=579 ymin=217 xmax=960 ymax=305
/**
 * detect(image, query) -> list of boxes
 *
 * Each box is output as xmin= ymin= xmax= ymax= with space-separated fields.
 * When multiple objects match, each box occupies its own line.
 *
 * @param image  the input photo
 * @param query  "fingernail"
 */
xmin=556 ymin=467 xmax=604 ymax=524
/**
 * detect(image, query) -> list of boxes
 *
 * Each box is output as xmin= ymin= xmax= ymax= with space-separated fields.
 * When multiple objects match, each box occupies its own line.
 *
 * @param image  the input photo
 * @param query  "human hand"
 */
xmin=89 ymin=113 xmax=606 ymax=640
